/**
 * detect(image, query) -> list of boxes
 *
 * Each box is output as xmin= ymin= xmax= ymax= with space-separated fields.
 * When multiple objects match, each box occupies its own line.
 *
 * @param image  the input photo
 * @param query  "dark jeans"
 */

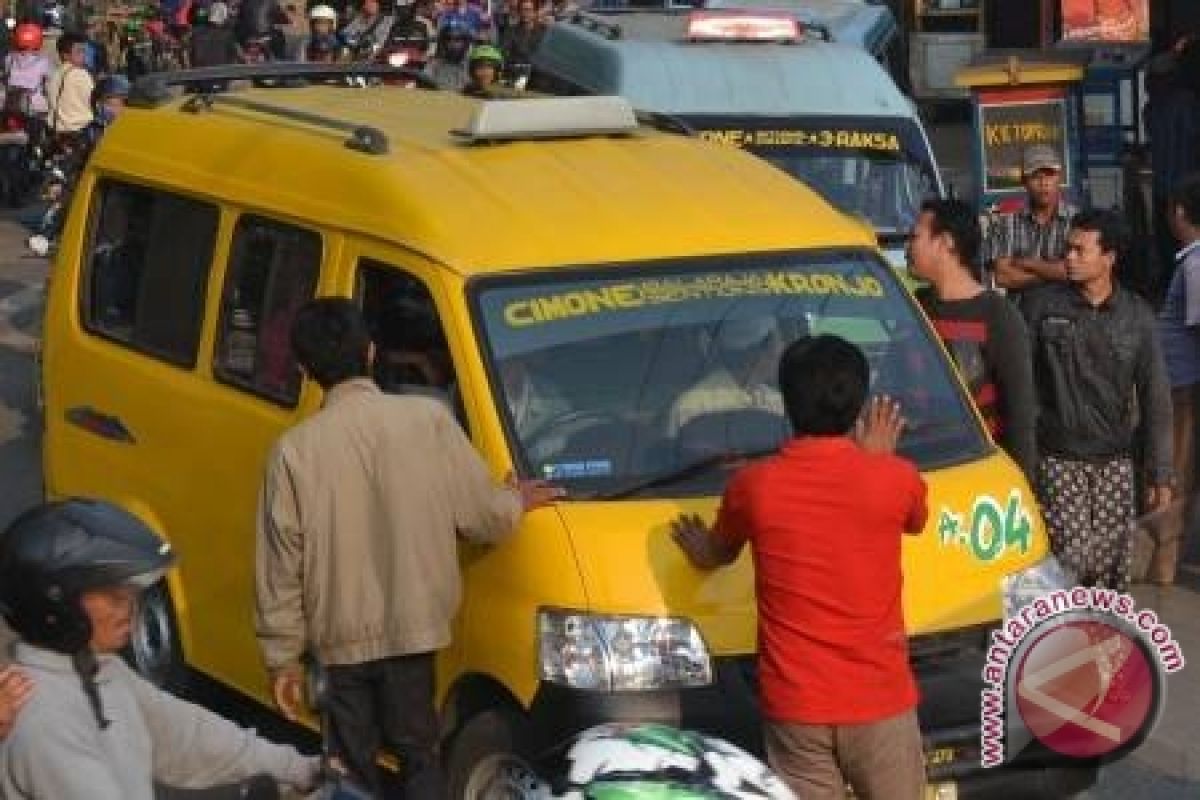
xmin=326 ymin=652 xmax=446 ymax=800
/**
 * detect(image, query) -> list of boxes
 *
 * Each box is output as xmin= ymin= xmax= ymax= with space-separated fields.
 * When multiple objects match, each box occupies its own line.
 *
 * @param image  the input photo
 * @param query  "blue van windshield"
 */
xmin=688 ymin=115 xmax=936 ymax=234
xmin=473 ymin=250 xmax=989 ymax=498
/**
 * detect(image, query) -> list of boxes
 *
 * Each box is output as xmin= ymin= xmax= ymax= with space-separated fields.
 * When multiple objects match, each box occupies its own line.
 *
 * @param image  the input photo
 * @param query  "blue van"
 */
xmin=531 ymin=9 xmax=943 ymax=269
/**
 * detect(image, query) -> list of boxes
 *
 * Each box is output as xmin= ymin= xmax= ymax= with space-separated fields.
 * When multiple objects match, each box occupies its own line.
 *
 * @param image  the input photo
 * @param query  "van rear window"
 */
xmin=81 ymin=180 xmax=218 ymax=368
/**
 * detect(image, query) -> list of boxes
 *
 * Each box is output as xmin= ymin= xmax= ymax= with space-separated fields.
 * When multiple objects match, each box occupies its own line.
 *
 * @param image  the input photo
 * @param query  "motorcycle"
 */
xmin=506 ymin=60 xmax=532 ymax=91
xmin=241 ymin=34 xmax=276 ymax=64
xmin=374 ymin=31 xmax=431 ymax=87
xmin=0 ymin=97 xmax=36 ymax=208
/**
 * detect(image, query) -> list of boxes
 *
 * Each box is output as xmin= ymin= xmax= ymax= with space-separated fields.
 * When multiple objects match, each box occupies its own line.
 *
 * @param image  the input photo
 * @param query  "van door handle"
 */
xmin=65 ymin=406 xmax=136 ymax=444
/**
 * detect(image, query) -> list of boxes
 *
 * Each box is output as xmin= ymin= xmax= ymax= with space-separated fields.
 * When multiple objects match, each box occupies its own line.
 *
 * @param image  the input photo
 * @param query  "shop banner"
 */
xmin=1061 ymin=0 xmax=1149 ymax=43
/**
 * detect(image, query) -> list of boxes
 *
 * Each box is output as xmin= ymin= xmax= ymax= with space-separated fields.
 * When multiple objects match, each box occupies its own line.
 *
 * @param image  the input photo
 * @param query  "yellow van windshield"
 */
xmin=473 ymin=250 xmax=989 ymax=497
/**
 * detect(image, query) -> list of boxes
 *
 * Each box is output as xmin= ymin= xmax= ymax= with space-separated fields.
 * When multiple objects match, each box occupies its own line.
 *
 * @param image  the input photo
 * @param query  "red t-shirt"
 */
xmin=715 ymin=436 xmax=928 ymax=724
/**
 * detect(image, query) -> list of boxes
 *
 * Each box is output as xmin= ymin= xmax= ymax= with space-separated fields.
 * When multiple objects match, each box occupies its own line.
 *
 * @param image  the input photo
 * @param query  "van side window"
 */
xmin=213 ymin=216 xmax=321 ymax=407
xmin=82 ymin=180 xmax=218 ymax=367
xmin=357 ymin=260 xmax=464 ymax=422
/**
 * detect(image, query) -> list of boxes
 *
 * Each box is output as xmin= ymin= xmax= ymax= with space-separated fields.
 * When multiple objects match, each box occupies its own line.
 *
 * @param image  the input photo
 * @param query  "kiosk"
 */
xmin=954 ymin=53 xmax=1087 ymax=213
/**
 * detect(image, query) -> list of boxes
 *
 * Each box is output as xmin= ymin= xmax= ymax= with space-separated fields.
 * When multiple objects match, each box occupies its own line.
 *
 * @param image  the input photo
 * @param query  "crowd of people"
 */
xmin=20 ymin=0 xmax=563 ymax=84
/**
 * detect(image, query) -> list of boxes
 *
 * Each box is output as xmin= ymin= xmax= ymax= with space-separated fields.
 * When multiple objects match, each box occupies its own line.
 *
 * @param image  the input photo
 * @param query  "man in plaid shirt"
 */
xmin=984 ymin=145 xmax=1077 ymax=299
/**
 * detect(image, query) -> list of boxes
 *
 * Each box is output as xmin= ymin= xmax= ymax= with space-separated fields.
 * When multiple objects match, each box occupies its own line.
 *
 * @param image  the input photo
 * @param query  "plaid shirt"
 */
xmin=982 ymin=203 xmax=1077 ymax=288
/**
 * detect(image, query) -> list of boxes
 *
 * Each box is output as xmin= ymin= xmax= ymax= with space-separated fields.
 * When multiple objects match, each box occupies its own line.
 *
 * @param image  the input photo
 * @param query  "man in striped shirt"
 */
xmin=909 ymin=198 xmax=1037 ymax=481
xmin=984 ymin=145 xmax=1077 ymax=299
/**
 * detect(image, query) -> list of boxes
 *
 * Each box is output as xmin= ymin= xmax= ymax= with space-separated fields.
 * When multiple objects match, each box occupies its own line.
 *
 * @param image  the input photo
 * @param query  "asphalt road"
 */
xmin=0 ymin=209 xmax=1197 ymax=797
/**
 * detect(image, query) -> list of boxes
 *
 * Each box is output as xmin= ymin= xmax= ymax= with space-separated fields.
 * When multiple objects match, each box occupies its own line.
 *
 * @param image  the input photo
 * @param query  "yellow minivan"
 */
xmin=41 ymin=67 xmax=1089 ymax=798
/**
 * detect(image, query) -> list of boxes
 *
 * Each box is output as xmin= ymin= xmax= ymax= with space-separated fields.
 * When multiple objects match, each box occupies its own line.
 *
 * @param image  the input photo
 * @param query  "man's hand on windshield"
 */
xmin=507 ymin=471 xmax=566 ymax=511
xmin=853 ymin=395 xmax=906 ymax=454
xmin=671 ymin=513 xmax=739 ymax=569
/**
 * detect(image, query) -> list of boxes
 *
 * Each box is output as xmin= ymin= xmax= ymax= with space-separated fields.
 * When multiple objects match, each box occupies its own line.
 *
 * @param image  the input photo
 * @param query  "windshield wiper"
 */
xmin=592 ymin=447 xmax=778 ymax=501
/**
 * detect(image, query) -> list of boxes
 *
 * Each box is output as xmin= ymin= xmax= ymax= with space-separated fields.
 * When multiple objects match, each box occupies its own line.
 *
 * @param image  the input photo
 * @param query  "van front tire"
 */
xmin=123 ymin=581 xmax=188 ymax=692
xmin=446 ymin=709 xmax=541 ymax=800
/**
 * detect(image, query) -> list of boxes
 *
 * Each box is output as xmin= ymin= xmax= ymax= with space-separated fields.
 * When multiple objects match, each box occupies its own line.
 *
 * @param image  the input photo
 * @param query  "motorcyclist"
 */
xmin=188 ymin=1 xmax=240 ymax=68
xmin=339 ymin=0 xmax=394 ymax=59
xmin=499 ymin=0 xmax=544 ymax=77
xmin=299 ymin=4 xmax=340 ymax=62
xmin=384 ymin=0 xmax=436 ymax=64
xmin=2 ymin=23 xmax=50 ymax=122
xmin=461 ymin=42 xmax=503 ymax=97
xmin=0 ymin=499 xmax=322 ymax=799
xmin=46 ymin=33 xmax=95 ymax=143
xmin=304 ymin=32 xmax=338 ymax=64
xmin=438 ymin=0 xmax=489 ymax=40
xmin=429 ymin=15 xmax=474 ymax=90
xmin=27 ymin=74 xmax=124 ymax=257
xmin=233 ymin=0 xmax=289 ymax=59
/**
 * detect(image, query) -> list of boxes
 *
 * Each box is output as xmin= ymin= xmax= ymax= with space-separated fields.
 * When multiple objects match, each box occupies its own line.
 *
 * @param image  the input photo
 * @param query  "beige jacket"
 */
xmin=0 ymin=644 xmax=318 ymax=799
xmin=45 ymin=65 xmax=94 ymax=133
xmin=256 ymin=379 xmax=523 ymax=672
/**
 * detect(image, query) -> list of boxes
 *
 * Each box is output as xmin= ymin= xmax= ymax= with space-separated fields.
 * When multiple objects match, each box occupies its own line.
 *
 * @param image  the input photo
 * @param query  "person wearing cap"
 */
xmin=667 ymin=315 xmax=787 ymax=437
xmin=672 ymin=336 xmax=928 ymax=800
xmin=1022 ymin=209 xmax=1174 ymax=591
xmin=984 ymin=144 xmax=1077 ymax=298
xmin=0 ymin=499 xmax=321 ymax=799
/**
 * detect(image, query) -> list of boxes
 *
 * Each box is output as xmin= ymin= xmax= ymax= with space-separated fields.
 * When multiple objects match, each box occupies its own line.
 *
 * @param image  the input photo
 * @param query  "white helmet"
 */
xmin=309 ymin=4 xmax=338 ymax=21
xmin=533 ymin=723 xmax=797 ymax=799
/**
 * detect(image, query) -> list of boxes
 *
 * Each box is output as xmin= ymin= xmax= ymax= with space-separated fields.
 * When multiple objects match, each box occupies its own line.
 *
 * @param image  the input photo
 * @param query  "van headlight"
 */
xmin=1001 ymin=555 xmax=1073 ymax=621
xmin=538 ymin=609 xmax=713 ymax=691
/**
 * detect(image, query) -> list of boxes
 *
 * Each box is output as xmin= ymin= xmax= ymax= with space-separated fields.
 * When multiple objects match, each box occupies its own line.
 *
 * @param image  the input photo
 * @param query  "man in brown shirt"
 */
xmin=256 ymin=298 xmax=561 ymax=798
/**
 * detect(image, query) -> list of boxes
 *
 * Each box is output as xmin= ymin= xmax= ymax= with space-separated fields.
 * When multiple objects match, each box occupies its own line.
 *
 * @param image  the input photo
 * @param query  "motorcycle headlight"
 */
xmin=538 ymin=609 xmax=713 ymax=691
xmin=1001 ymin=555 xmax=1073 ymax=621
xmin=387 ymin=51 xmax=409 ymax=66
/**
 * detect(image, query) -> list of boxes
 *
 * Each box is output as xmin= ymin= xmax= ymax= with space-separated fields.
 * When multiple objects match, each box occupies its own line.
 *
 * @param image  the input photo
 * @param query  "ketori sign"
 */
xmin=978 ymin=97 xmax=1072 ymax=195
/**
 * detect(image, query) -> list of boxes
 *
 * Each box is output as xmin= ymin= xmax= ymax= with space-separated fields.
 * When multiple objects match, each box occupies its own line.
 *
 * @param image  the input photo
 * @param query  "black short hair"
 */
xmin=1070 ymin=208 xmax=1127 ymax=256
xmin=57 ymin=33 xmax=86 ymax=57
xmin=1171 ymin=173 xmax=1200 ymax=228
xmin=778 ymin=335 xmax=869 ymax=437
xmin=921 ymin=197 xmax=981 ymax=272
xmin=290 ymin=298 xmax=371 ymax=390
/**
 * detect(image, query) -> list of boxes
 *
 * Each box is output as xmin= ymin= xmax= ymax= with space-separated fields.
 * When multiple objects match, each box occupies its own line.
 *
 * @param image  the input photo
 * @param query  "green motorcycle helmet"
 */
xmin=467 ymin=42 xmax=504 ymax=71
xmin=537 ymin=723 xmax=796 ymax=799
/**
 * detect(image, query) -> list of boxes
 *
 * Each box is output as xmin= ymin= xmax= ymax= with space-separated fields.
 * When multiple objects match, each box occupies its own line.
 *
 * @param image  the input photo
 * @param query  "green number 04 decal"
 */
xmin=938 ymin=490 xmax=1032 ymax=563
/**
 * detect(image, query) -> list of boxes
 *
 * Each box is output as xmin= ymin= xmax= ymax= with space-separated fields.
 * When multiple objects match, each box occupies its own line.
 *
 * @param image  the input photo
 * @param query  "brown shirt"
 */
xmin=255 ymin=378 xmax=522 ymax=672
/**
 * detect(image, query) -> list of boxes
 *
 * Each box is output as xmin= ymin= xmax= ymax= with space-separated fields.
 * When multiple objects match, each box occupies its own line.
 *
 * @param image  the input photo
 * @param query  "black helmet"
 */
xmin=0 ymin=499 xmax=175 ymax=655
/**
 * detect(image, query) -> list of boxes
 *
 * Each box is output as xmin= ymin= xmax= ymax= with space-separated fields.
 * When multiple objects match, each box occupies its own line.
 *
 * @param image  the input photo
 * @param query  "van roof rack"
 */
xmin=452 ymin=96 xmax=639 ymax=142
xmin=128 ymin=63 xmax=438 ymax=107
xmin=566 ymin=11 xmax=625 ymax=39
xmin=181 ymin=93 xmax=390 ymax=155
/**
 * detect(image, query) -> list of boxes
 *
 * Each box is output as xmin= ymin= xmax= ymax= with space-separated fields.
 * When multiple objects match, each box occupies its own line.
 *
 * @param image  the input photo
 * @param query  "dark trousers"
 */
xmin=326 ymin=652 xmax=446 ymax=800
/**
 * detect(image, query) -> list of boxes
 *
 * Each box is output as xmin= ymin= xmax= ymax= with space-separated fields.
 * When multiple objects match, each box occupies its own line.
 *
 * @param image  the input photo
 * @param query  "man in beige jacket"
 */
xmin=256 ymin=298 xmax=562 ymax=798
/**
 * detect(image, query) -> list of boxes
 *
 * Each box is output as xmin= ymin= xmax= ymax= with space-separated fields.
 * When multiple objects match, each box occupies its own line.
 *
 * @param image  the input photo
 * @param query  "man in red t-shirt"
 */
xmin=673 ymin=334 xmax=928 ymax=800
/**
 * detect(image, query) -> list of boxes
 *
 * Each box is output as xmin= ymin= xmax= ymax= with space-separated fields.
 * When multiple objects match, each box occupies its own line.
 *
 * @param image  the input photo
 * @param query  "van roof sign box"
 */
xmin=454 ymin=96 xmax=639 ymax=142
xmin=685 ymin=11 xmax=801 ymax=43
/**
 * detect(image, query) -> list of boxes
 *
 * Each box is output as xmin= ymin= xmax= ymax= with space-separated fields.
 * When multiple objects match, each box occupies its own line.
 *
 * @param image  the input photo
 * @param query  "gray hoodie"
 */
xmin=0 ymin=643 xmax=319 ymax=799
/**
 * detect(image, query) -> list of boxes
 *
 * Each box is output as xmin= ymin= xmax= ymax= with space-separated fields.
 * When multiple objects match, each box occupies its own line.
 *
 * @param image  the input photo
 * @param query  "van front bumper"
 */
xmin=525 ymin=647 xmax=1098 ymax=800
